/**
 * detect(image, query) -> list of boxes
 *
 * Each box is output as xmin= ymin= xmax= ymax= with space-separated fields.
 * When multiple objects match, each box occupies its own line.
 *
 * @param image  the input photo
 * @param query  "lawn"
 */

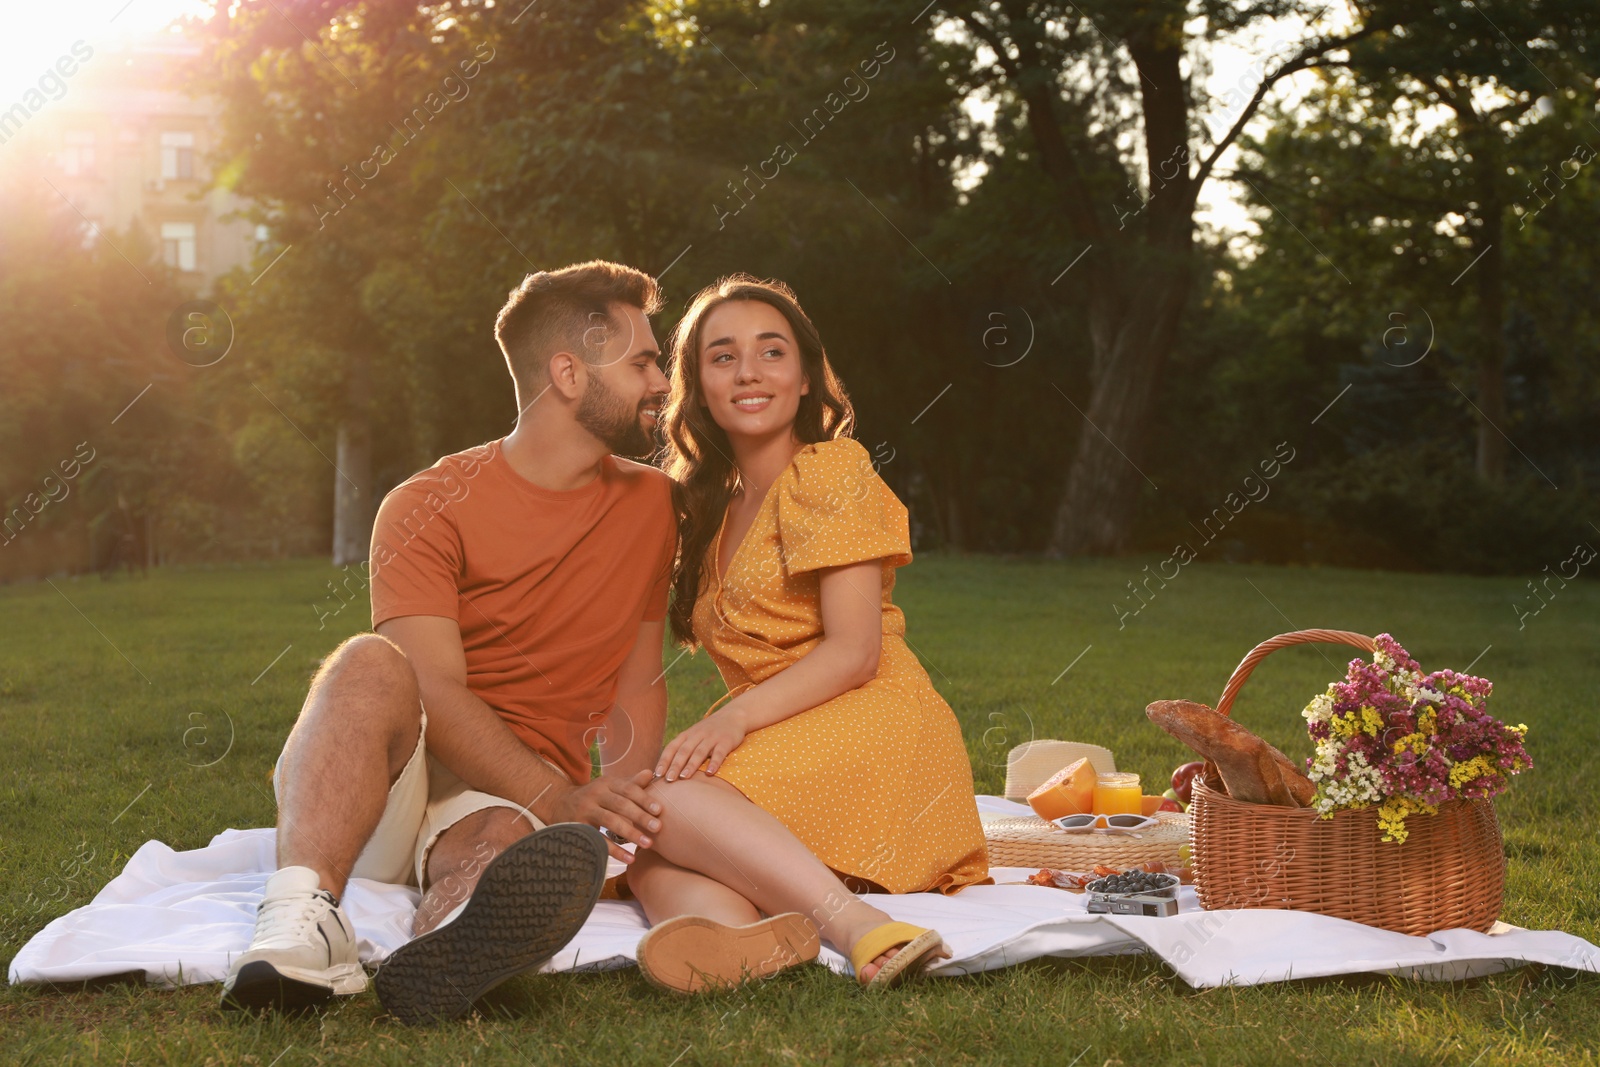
xmin=2 ymin=555 xmax=1597 ymax=1066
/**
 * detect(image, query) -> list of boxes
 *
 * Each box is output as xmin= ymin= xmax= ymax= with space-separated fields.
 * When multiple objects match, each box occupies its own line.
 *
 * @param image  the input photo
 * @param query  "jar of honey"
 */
xmin=1094 ymin=772 xmax=1143 ymax=815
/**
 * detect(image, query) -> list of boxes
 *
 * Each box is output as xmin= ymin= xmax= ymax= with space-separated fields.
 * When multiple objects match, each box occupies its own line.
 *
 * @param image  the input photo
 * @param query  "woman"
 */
xmin=627 ymin=274 xmax=988 ymax=992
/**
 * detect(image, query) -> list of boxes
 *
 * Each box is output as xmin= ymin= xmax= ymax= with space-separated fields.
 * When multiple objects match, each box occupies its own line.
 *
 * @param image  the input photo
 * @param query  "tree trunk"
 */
xmin=1031 ymin=22 xmax=1196 ymax=556
xmin=1472 ymin=151 xmax=1507 ymax=485
xmin=944 ymin=483 xmax=964 ymax=551
xmin=927 ymin=457 xmax=964 ymax=550
xmin=1049 ymin=248 xmax=1192 ymax=555
xmin=332 ymin=351 xmax=373 ymax=566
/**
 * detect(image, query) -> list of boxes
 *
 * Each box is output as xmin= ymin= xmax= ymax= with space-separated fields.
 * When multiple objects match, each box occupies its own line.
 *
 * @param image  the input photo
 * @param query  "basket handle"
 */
xmin=1214 ymin=629 xmax=1376 ymax=718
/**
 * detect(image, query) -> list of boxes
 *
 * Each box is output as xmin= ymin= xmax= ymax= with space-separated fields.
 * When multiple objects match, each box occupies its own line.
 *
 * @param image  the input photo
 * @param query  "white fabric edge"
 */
xmin=10 ymin=807 xmax=1600 ymax=991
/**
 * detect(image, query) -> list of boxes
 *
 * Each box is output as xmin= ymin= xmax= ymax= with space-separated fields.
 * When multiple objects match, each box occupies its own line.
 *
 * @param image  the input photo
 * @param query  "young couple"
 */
xmin=220 ymin=261 xmax=988 ymax=1023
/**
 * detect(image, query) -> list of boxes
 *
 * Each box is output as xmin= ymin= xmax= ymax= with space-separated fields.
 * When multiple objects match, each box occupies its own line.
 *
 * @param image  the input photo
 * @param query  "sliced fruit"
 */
xmin=1028 ymin=757 xmax=1096 ymax=820
xmin=1140 ymin=794 xmax=1185 ymax=816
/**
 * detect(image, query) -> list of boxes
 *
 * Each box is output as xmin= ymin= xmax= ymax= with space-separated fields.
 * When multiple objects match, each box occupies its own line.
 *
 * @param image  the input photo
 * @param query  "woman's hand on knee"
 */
xmin=655 ymin=707 xmax=747 ymax=782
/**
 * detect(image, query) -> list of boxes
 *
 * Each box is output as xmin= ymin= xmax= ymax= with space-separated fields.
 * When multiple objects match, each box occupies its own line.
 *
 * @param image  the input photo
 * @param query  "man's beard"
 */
xmin=576 ymin=370 xmax=656 ymax=458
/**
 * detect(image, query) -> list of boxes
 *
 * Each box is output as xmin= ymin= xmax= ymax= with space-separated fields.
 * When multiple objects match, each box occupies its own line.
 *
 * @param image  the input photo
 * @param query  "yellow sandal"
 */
xmin=849 ymin=921 xmax=948 ymax=990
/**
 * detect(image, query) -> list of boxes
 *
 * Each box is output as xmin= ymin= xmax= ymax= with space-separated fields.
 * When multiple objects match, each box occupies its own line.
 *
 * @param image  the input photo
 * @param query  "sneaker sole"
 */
xmin=221 ymin=959 xmax=367 ymax=1013
xmin=636 ymin=912 xmax=820 ymax=994
xmin=374 ymin=822 xmax=607 ymax=1026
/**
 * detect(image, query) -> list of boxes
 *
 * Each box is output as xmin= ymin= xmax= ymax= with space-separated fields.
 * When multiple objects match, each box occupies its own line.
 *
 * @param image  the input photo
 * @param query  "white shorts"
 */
xmin=272 ymin=705 xmax=560 ymax=891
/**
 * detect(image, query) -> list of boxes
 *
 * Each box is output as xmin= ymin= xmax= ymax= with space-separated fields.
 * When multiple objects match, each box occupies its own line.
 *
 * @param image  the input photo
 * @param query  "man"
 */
xmin=221 ymin=261 xmax=677 ymax=1024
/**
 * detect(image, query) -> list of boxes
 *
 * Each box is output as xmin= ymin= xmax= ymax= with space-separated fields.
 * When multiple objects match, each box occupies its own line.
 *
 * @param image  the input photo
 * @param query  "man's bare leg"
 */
xmin=411 ymin=808 xmax=537 ymax=936
xmin=275 ymin=633 xmax=422 ymax=898
xmin=223 ymin=633 xmax=421 ymax=1011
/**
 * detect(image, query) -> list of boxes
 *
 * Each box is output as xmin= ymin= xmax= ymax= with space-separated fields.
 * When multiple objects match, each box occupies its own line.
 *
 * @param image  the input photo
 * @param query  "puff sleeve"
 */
xmin=775 ymin=438 xmax=912 ymax=576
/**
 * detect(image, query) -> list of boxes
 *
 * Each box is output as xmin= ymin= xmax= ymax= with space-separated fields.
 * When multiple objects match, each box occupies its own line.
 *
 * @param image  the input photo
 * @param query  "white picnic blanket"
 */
xmin=11 ymin=798 xmax=1599 ymax=990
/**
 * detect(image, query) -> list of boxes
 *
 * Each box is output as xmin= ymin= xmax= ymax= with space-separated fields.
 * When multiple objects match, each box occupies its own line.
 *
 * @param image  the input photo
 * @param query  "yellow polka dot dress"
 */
xmin=691 ymin=437 xmax=990 ymax=894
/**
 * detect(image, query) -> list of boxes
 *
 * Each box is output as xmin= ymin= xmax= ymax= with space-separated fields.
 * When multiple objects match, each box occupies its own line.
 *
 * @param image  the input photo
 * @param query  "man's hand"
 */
xmin=655 ymin=704 xmax=748 ymax=782
xmin=547 ymin=769 xmax=662 ymax=863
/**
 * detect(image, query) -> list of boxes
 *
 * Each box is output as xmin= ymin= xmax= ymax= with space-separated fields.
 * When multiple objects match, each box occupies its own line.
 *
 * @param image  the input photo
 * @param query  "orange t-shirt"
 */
xmin=368 ymin=439 xmax=676 ymax=784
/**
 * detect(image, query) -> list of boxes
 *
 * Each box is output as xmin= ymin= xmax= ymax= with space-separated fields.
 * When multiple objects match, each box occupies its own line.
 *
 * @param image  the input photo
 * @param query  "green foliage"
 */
xmin=0 ymin=171 xmax=246 ymax=579
xmin=1140 ymin=38 xmax=1600 ymax=572
xmin=4 ymin=0 xmax=1598 ymax=575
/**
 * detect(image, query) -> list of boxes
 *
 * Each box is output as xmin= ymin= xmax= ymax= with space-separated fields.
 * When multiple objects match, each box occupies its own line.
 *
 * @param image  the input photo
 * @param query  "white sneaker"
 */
xmin=221 ymin=866 xmax=368 ymax=1011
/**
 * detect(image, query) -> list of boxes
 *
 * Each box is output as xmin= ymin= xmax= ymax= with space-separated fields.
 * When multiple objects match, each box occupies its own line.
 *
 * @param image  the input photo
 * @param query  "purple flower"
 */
xmin=1304 ymin=634 xmax=1531 ymax=833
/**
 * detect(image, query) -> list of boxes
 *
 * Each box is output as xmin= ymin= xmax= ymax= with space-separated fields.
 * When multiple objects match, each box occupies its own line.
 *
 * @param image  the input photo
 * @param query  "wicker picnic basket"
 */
xmin=984 ymin=812 xmax=1190 ymax=871
xmin=1189 ymin=629 xmax=1506 ymax=936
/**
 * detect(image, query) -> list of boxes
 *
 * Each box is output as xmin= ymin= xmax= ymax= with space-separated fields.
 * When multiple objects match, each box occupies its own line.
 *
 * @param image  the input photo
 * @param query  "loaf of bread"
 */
xmin=1145 ymin=699 xmax=1316 ymax=807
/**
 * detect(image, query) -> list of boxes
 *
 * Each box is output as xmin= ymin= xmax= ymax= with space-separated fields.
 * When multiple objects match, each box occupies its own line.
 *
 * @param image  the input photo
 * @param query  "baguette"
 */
xmin=1145 ymin=699 xmax=1316 ymax=807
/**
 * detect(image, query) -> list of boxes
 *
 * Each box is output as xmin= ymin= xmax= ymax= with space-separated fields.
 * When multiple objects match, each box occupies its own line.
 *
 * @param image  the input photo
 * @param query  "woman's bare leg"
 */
xmin=639 ymin=775 xmax=940 ymax=979
xmin=627 ymin=849 xmax=762 ymax=926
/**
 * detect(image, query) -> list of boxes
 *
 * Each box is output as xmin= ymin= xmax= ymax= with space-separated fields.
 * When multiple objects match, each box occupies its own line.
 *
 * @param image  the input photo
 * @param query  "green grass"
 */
xmin=2 ymin=556 xmax=1597 ymax=1066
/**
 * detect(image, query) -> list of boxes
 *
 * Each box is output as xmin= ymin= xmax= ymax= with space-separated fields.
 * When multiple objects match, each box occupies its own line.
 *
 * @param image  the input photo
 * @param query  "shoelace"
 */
xmin=251 ymin=889 xmax=338 ymax=951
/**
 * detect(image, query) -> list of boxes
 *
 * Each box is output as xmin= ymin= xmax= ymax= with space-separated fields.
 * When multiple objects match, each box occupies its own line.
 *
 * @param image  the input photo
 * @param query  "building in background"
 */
xmin=1 ymin=33 xmax=259 ymax=293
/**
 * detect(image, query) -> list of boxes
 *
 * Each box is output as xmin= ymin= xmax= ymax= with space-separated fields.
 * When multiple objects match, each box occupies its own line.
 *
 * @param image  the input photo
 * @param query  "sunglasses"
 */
xmin=1051 ymin=813 xmax=1160 ymax=834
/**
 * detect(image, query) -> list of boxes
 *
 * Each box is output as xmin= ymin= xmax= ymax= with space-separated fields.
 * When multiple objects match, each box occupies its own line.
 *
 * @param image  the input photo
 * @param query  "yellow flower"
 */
xmin=1448 ymin=755 xmax=1494 ymax=788
xmin=1358 ymin=705 xmax=1384 ymax=737
xmin=1376 ymin=796 xmax=1439 ymax=843
xmin=1390 ymin=732 xmax=1427 ymax=756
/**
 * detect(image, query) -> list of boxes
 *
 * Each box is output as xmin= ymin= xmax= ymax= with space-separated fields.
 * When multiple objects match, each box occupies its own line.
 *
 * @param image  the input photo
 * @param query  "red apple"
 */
xmin=1155 ymin=795 xmax=1184 ymax=813
xmin=1171 ymin=761 xmax=1205 ymax=805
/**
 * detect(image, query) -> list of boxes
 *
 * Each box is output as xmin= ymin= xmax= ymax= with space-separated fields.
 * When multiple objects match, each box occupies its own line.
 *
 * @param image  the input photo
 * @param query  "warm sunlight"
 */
xmin=4 ymin=0 xmax=1598 ymax=1055
xmin=0 ymin=0 xmax=210 ymax=104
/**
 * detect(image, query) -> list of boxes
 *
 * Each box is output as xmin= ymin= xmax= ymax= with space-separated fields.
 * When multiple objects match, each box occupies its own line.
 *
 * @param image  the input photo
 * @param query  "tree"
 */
xmin=0 ymin=166 xmax=230 ymax=579
xmin=1153 ymin=73 xmax=1599 ymax=573
xmin=886 ymin=0 xmax=1383 ymax=554
xmin=1334 ymin=0 xmax=1599 ymax=483
xmin=197 ymin=0 xmax=476 ymax=563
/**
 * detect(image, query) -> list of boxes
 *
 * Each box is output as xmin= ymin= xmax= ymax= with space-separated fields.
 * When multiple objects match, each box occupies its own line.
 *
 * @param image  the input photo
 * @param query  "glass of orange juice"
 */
xmin=1094 ymin=772 xmax=1143 ymax=815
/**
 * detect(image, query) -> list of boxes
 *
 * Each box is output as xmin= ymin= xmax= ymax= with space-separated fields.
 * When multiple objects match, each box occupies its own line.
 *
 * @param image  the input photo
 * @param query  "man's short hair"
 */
xmin=494 ymin=260 xmax=664 ymax=394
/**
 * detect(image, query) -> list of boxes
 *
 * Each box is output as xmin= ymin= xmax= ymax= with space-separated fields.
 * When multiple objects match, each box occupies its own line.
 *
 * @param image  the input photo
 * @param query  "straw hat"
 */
xmin=1002 ymin=740 xmax=1117 ymax=802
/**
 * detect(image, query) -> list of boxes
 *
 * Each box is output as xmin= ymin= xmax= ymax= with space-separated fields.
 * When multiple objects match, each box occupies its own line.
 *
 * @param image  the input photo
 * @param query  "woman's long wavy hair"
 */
xmin=658 ymin=274 xmax=855 ymax=649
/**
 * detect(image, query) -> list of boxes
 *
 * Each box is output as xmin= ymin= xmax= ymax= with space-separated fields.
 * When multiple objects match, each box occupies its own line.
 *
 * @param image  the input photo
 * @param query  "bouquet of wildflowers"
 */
xmin=1300 ymin=634 xmax=1531 ymax=843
